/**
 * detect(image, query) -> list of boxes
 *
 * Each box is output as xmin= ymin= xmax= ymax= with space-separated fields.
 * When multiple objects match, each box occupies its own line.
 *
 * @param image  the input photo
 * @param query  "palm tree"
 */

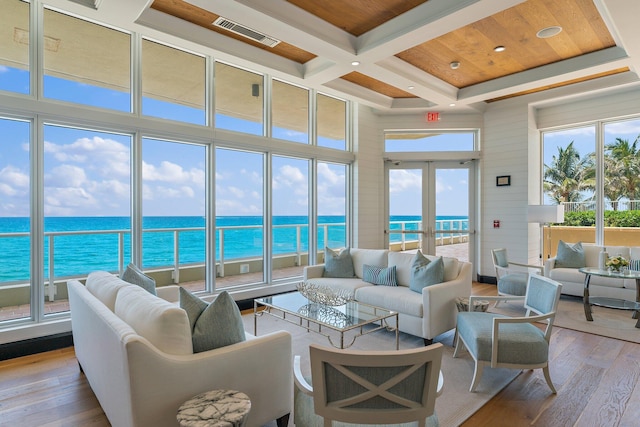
xmin=544 ymin=141 xmax=595 ymax=204
xmin=604 ymin=136 xmax=640 ymax=209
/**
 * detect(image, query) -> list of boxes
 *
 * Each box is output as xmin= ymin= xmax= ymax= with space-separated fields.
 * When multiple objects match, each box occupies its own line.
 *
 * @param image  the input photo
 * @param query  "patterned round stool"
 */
xmin=177 ymin=389 xmax=251 ymax=427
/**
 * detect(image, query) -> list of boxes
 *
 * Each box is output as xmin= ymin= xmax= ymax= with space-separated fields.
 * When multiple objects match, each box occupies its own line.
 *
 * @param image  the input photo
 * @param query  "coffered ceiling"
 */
xmin=71 ymin=0 xmax=640 ymax=113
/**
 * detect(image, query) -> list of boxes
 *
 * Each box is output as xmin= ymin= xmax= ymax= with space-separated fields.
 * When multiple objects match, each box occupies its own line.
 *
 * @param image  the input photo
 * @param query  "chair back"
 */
xmin=524 ymin=275 xmax=562 ymax=339
xmin=308 ymin=343 xmax=443 ymax=426
xmin=491 ymin=248 xmax=509 ymax=278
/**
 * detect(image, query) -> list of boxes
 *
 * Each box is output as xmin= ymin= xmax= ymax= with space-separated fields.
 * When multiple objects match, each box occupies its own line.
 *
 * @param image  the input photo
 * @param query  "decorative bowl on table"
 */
xmin=296 ymin=282 xmax=354 ymax=306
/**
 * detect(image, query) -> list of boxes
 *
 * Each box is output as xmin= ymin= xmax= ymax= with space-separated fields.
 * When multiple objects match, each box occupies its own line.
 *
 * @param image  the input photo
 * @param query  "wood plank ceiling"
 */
xmin=144 ymin=0 xmax=635 ymax=111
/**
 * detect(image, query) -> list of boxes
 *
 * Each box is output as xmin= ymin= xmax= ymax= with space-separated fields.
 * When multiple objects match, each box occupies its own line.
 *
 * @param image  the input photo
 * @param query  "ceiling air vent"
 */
xmin=213 ymin=17 xmax=280 ymax=48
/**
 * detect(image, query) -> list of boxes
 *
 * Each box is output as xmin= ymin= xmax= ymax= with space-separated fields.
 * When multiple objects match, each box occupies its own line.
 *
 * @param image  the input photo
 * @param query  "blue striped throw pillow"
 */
xmin=629 ymin=259 xmax=640 ymax=272
xmin=363 ymin=264 xmax=398 ymax=286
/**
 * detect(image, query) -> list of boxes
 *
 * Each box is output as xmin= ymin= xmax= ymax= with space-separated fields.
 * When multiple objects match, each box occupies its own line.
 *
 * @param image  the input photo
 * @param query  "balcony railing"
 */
xmin=562 ymin=200 xmax=640 ymax=212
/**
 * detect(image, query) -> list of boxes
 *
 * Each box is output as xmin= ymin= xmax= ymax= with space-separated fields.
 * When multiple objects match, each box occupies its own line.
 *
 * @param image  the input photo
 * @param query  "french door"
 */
xmin=385 ymin=161 xmax=474 ymax=262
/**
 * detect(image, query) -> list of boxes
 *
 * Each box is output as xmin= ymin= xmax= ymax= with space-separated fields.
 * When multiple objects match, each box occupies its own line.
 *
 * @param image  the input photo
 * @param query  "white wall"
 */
xmin=353 ymin=104 xmax=385 ymax=249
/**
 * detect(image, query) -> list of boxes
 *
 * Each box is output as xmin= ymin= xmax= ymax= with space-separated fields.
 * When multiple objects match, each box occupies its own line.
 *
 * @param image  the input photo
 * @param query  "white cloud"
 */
xmin=0 ymin=166 xmax=29 ymax=188
xmin=389 ymin=169 xmax=421 ymax=193
xmin=0 ymin=182 xmax=17 ymax=196
xmin=46 ymin=164 xmax=87 ymax=187
xmin=604 ymin=121 xmax=640 ymax=136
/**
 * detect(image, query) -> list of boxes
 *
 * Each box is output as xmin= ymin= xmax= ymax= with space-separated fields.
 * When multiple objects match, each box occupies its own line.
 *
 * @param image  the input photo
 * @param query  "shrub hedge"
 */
xmin=562 ymin=210 xmax=640 ymax=227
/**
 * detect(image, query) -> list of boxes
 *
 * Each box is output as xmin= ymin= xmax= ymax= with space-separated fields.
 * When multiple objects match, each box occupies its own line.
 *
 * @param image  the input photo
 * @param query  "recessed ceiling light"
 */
xmin=450 ymin=61 xmax=460 ymax=70
xmin=449 ymin=103 xmax=456 ymax=107
xmin=408 ymin=85 xmax=415 ymax=90
xmin=494 ymin=45 xmax=506 ymax=52
xmin=351 ymin=61 xmax=360 ymax=66
xmin=537 ymin=26 xmax=562 ymax=39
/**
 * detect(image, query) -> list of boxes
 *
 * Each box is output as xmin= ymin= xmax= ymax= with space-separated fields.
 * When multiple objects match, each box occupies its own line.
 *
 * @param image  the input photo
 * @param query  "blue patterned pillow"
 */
xmin=363 ymin=264 xmax=398 ymax=286
xmin=409 ymin=251 xmax=444 ymax=293
xmin=629 ymin=259 xmax=640 ymax=272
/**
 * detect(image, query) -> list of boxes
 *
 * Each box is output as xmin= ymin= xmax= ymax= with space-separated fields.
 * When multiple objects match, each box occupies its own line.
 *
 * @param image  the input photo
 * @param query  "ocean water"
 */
xmin=0 ymin=215 xmax=467 ymax=282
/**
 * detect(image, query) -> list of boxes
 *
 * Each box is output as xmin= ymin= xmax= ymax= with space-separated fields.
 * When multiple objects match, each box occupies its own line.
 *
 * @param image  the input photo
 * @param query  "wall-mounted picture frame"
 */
xmin=496 ymin=175 xmax=511 ymax=186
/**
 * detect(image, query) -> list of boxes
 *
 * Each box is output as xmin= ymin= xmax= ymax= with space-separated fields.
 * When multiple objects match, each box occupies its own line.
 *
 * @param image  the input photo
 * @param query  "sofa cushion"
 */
xmin=190 ymin=291 xmax=246 ymax=353
xmin=323 ymin=247 xmax=356 ymax=278
xmin=355 ymin=285 xmax=424 ymax=317
xmin=115 ymin=284 xmax=193 ymax=355
xmin=121 ymin=263 xmax=156 ymax=295
xmin=350 ymin=248 xmax=389 ymax=278
xmin=410 ymin=252 xmax=444 ymax=293
xmin=363 ymin=264 xmax=398 ymax=286
xmin=85 ymin=271 xmax=131 ymax=312
xmin=555 ymin=241 xmax=585 ymax=268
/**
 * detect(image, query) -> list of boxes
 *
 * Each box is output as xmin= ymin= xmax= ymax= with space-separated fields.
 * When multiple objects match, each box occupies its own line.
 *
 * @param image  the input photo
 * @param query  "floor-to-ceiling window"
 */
xmin=0 ymin=117 xmax=31 ymax=322
xmin=141 ymin=138 xmax=206 ymax=291
xmin=0 ymin=1 xmax=353 ymax=334
xmin=271 ymin=156 xmax=310 ymax=282
xmin=215 ymin=148 xmax=265 ymax=287
xmin=542 ymin=117 xmax=640 ymax=256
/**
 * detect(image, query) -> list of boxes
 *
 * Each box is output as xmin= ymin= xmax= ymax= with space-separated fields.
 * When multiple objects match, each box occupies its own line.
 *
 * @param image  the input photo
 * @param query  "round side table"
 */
xmin=177 ymin=389 xmax=251 ymax=427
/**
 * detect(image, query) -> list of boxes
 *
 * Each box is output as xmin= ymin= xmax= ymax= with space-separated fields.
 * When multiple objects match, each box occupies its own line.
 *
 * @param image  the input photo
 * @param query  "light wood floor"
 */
xmin=1 ymin=282 xmax=639 ymax=427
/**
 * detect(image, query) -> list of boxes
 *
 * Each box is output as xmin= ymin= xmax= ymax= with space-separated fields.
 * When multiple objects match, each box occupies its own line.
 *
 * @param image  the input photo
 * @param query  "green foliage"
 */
xmin=564 ymin=211 xmax=595 ymax=226
xmin=563 ymin=210 xmax=640 ymax=227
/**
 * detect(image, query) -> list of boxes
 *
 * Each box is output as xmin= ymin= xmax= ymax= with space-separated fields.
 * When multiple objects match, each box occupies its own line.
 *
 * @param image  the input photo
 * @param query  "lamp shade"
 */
xmin=527 ymin=204 xmax=565 ymax=223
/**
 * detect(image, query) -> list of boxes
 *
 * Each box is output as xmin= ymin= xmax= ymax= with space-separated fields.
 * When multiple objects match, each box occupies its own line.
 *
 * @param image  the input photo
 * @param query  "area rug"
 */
xmin=244 ymin=313 xmax=520 ymax=427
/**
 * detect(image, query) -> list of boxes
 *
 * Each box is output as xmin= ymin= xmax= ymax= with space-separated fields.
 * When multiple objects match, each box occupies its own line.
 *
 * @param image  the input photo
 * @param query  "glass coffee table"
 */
xmin=254 ymin=291 xmax=399 ymax=349
xmin=579 ymin=267 xmax=640 ymax=328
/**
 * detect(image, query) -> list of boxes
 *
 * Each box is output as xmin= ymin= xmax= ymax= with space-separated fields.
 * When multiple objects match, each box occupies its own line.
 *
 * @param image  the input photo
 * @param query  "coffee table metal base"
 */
xmin=580 ymin=267 xmax=640 ymax=328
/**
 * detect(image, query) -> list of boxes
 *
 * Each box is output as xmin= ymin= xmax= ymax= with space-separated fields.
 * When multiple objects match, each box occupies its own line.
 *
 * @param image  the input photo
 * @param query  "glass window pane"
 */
xmin=543 ymin=126 xmax=595 ymax=258
xmin=43 ymin=9 xmax=131 ymax=111
xmin=272 ymin=156 xmax=309 ymax=281
xmin=317 ymin=162 xmax=346 ymax=251
xmin=317 ymin=93 xmax=346 ymax=150
xmin=603 ymin=118 xmax=640 ymax=247
xmin=272 ymin=79 xmax=308 ymax=143
xmin=142 ymin=39 xmax=206 ymax=125
xmin=0 ymin=117 xmax=30 ymax=322
xmin=215 ymin=148 xmax=264 ymax=288
xmin=385 ymin=132 xmax=475 ymax=152
xmin=142 ymin=138 xmax=206 ymax=292
xmin=215 ymin=62 xmax=263 ymax=136
xmin=44 ymin=125 xmax=132 ymax=316
xmin=388 ymin=168 xmax=422 ymax=251
xmin=0 ymin=0 xmax=30 ymax=94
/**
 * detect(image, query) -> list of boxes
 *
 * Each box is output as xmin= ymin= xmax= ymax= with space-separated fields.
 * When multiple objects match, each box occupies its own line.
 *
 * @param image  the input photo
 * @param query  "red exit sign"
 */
xmin=426 ymin=112 xmax=440 ymax=122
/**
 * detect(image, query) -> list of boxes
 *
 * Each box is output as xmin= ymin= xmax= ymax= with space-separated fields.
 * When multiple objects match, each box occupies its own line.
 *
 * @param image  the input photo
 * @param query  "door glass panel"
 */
xmin=388 ymin=168 xmax=422 ymax=252
xmin=317 ymin=162 xmax=347 ymax=252
xmin=434 ymin=168 xmax=469 ymax=262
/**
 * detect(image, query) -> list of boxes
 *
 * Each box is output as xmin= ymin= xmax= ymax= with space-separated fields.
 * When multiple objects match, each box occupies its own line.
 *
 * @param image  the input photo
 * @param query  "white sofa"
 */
xmin=545 ymin=244 xmax=640 ymax=299
xmin=68 ymin=271 xmax=292 ymax=427
xmin=303 ymin=249 xmax=472 ymax=344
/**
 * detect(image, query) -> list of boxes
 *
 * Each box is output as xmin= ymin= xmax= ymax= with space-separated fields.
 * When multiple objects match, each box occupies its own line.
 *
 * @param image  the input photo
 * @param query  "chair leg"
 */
xmin=542 ymin=366 xmax=557 ymax=394
xmin=423 ymin=338 xmax=433 ymax=346
xmin=469 ymin=361 xmax=484 ymax=392
xmin=452 ymin=332 xmax=463 ymax=358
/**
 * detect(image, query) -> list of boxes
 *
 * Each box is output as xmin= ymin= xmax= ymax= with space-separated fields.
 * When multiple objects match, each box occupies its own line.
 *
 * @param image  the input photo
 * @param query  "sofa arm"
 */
xmin=156 ymin=285 xmax=180 ymax=303
xmin=125 ymin=330 xmax=293 ymax=427
xmin=304 ymin=264 xmax=325 ymax=280
xmin=544 ymin=258 xmax=556 ymax=276
xmin=421 ymin=261 xmax=472 ymax=340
